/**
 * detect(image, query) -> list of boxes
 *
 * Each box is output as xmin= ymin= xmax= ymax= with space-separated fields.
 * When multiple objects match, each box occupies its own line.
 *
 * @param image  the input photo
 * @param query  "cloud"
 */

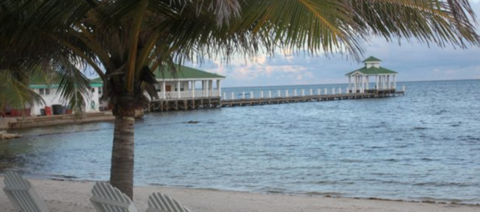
xmin=184 ymin=1 xmax=480 ymax=87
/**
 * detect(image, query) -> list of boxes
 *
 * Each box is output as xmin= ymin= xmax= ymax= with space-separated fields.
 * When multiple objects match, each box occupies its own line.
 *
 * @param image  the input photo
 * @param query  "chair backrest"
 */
xmin=3 ymin=171 xmax=50 ymax=212
xmin=146 ymin=192 xmax=191 ymax=212
xmin=90 ymin=182 xmax=138 ymax=212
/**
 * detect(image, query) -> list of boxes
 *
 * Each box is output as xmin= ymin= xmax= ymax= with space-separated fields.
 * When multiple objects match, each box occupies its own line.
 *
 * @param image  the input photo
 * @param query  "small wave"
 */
xmin=413 ymin=127 xmax=428 ymax=130
xmin=459 ymin=136 xmax=480 ymax=142
xmin=304 ymin=191 xmax=343 ymax=197
xmin=413 ymin=182 xmax=478 ymax=187
xmin=339 ymin=159 xmax=363 ymax=163
xmin=313 ymin=180 xmax=355 ymax=185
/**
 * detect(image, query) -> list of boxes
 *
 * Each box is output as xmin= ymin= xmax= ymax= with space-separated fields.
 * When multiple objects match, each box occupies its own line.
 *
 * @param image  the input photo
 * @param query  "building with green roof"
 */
xmin=28 ymin=73 xmax=103 ymax=116
xmin=346 ymin=56 xmax=398 ymax=93
xmin=152 ymin=65 xmax=225 ymax=100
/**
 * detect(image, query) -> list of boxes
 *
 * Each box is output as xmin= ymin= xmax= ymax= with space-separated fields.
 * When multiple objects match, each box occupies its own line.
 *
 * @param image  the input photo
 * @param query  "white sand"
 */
xmin=0 ymin=177 xmax=478 ymax=212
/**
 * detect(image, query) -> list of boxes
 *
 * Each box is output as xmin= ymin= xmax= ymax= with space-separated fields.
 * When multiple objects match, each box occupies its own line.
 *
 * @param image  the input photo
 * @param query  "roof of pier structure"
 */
xmin=345 ymin=56 xmax=398 ymax=76
xmin=153 ymin=65 xmax=225 ymax=81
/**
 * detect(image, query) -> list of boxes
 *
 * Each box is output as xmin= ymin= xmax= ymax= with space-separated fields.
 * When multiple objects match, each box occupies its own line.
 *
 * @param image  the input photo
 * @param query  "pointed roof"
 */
xmin=362 ymin=56 xmax=382 ymax=63
xmin=153 ymin=65 xmax=225 ymax=80
xmin=346 ymin=67 xmax=398 ymax=76
xmin=346 ymin=57 xmax=398 ymax=76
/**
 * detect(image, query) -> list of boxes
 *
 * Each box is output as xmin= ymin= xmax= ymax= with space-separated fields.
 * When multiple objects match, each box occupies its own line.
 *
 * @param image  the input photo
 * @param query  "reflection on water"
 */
xmin=1 ymin=80 xmax=480 ymax=204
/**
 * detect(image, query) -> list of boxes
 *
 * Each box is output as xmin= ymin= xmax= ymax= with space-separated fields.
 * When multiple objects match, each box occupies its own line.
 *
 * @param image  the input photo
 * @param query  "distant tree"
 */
xmin=0 ymin=0 xmax=478 ymax=198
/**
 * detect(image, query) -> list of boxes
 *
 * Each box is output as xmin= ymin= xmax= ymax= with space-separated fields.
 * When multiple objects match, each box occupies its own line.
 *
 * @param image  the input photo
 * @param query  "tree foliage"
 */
xmin=0 ymin=0 xmax=478 ymax=197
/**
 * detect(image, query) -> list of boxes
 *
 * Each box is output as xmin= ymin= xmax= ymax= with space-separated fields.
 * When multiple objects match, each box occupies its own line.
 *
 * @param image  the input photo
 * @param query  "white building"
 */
xmin=345 ymin=56 xmax=398 ymax=93
xmin=152 ymin=65 xmax=225 ymax=100
xmin=29 ymin=79 xmax=102 ymax=116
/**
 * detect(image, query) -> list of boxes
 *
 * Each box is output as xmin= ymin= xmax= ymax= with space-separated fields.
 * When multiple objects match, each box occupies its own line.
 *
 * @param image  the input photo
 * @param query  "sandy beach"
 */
xmin=0 ymin=177 xmax=478 ymax=212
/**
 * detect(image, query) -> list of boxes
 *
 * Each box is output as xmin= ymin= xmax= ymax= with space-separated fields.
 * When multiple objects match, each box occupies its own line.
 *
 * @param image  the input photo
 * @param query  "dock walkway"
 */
xmin=222 ymin=90 xmax=404 ymax=107
xmin=146 ymin=88 xmax=405 ymax=112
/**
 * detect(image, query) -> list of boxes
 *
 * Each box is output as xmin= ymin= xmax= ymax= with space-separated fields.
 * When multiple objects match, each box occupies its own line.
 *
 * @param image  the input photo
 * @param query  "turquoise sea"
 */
xmin=1 ymin=80 xmax=479 ymax=204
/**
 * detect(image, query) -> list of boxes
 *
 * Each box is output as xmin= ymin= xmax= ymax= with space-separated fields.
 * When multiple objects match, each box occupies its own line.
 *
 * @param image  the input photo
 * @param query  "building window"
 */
xmin=39 ymin=88 xmax=51 ymax=95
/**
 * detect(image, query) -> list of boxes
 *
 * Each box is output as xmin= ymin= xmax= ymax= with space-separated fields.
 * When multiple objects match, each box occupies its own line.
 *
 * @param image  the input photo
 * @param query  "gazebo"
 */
xmin=153 ymin=65 xmax=225 ymax=100
xmin=345 ymin=56 xmax=398 ymax=94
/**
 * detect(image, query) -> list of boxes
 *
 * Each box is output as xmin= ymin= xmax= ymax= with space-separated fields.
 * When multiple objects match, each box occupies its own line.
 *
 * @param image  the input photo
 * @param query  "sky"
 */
xmin=186 ymin=0 xmax=480 ymax=88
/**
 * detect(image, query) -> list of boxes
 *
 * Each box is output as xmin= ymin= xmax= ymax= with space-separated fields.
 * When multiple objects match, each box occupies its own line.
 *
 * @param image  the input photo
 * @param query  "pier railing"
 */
xmin=222 ymin=86 xmax=405 ymax=101
xmin=156 ymin=90 xmax=221 ymax=100
xmin=147 ymin=86 xmax=405 ymax=111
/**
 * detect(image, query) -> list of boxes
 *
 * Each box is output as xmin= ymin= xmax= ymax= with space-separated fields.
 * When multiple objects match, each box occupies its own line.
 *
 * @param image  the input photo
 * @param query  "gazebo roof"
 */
xmin=362 ymin=56 xmax=382 ymax=62
xmin=346 ymin=66 xmax=398 ymax=76
xmin=153 ymin=65 xmax=225 ymax=80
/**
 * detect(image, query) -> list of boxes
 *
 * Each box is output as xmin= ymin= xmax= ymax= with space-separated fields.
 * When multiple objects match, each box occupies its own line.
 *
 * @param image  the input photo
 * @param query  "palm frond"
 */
xmin=0 ymin=69 xmax=44 ymax=114
xmin=51 ymin=56 xmax=92 ymax=115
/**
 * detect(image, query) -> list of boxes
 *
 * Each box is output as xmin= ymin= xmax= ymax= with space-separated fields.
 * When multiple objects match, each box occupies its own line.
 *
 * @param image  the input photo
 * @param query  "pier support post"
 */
xmin=394 ymin=75 xmax=397 ymax=89
xmin=339 ymin=88 xmax=342 ymax=94
xmin=366 ymin=76 xmax=369 ymax=90
xmin=324 ymin=88 xmax=328 ymax=94
xmin=250 ymin=91 xmax=254 ymax=99
xmin=348 ymin=76 xmax=351 ymax=93
xmin=310 ymin=89 xmax=313 ymax=96
xmin=192 ymin=81 xmax=196 ymax=98
xmin=161 ymin=81 xmax=166 ymax=99
xmin=332 ymin=88 xmax=335 ymax=95
xmin=318 ymin=89 xmax=321 ymax=95
xmin=352 ymin=75 xmax=358 ymax=93
xmin=294 ymin=90 xmax=297 ymax=96
xmin=177 ymin=81 xmax=181 ymax=98
xmin=278 ymin=90 xmax=281 ymax=97
xmin=285 ymin=90 xmax=289 ymax=97
xmin=217 ymin=80 xmax=222 ymax=97
xmin=242 ymin=91 xmax=245 ymax=99
xmin=269 ymin=91 xmax=272 ymax=98
xmin=302 ymin=89 xmax=305 ymax=96
xmin=261 ymin=91 xmax=264 ymax=99
xmin=231 ymin=92 xmax=235 ymax=100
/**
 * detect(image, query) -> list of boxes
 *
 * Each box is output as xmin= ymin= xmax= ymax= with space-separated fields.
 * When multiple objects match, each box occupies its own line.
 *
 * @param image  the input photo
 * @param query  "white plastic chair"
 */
xmin=3 ymin=171 xmax=50 ymax=212
xmin=146 ymin=192 xmax=191 ymax=212
xmin=90 ymin=181 xmax=192 ymax=212
xmin=90 ymin=182 xmax=138 ymax=212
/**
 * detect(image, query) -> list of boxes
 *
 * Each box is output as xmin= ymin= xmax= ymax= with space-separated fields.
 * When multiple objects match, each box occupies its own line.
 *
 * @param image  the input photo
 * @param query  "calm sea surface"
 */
xmin=1 ymin=80 xmax=480 ymax=204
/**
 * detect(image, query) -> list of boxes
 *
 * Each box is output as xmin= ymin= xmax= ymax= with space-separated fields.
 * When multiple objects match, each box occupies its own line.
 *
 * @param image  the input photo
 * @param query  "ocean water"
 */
xmin=1 ymin=80 xmax=479 ymax=204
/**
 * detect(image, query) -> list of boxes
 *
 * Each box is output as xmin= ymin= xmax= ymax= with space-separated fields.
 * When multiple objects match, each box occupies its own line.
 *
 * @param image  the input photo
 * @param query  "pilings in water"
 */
xmin=146 ymin=98 xmax=221 ymax=112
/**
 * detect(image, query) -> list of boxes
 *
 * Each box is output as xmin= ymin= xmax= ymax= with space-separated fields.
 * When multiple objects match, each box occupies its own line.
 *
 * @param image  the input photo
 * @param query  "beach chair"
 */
xmin=90 ymin=181 xmax=192 ymax=212
xmin=90 ymin=182 xmax=138 ymax=212
xmin=3 ymin=171 xmax=50 ymax=212
xmin=146 ymin=192 xmax=191 ymax=212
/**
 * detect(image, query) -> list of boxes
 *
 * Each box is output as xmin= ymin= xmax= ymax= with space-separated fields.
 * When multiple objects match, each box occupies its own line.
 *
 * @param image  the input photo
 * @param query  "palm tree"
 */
xmin=0 ymin=0 xmax=478 ymax=198
xmin=0 ymin=69 xmax=44 ymax=116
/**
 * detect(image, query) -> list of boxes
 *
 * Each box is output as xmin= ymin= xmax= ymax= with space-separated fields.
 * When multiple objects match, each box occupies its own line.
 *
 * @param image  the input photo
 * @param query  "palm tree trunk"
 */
xmin=110 ymin=114 xmax=135 ymax=198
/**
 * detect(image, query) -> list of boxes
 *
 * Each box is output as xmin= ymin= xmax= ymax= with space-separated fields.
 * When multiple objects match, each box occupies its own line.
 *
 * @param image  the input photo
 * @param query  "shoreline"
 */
xmin=4 ymin=173 xmax=480 ymax=206
xmin=1 ymin=176 xmax=479 ymax=212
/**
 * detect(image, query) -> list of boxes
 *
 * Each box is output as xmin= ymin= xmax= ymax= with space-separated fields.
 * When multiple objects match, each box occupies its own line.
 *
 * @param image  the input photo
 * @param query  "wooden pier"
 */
xmin=222 ymin=89 xmax=404 ymax=107
xmin=146 ymin=97 xmax=222 ymax=112
xmin=145 ymin=56 xmax=406 ymax=112
xmin=145 ymin=88 xmax=404 ymax=112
